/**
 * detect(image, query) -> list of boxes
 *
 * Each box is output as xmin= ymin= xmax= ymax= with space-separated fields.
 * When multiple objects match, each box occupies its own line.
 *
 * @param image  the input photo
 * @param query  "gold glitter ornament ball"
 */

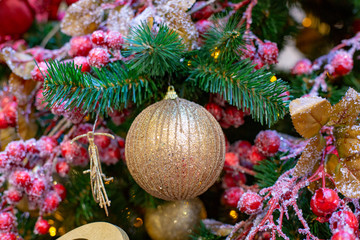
xmin=125 ymin=86 xmax=225 ymax=201
xmin=144 ymin=198 xmax=206 ymax=240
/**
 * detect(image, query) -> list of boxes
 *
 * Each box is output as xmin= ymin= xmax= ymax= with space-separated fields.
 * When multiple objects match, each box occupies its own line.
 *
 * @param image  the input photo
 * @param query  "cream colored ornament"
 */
xmin=145 ymin=198 xmax=206 ymax=240
xmin=125 ymin=86 xmax=225 ymax=201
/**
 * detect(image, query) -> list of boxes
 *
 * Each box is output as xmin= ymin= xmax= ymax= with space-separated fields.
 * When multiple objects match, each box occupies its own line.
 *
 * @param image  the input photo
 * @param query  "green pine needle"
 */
xmin=43 ymin=60 xmax=157 ymax=116
xmin=188 ymin=59 xmax=290 ymax=126
xmin=126 ymin=22 xmax=186 ymax=77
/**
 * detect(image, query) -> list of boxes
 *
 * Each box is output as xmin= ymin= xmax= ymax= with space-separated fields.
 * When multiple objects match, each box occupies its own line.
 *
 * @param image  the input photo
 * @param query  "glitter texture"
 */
xmin=144 ymin=198 xmax=206 ymax=240
xmin=125 ymin=92 xmax=225 ymax=201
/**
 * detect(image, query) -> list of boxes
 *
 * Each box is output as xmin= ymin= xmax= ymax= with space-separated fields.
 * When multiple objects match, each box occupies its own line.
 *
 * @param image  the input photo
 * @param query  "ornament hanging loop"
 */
xmin=164 ymin=85 xmax=178 ymax=100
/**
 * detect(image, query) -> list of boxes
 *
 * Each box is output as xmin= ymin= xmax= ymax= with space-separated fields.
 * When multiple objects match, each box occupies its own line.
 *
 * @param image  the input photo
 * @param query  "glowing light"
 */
xmin=302 ymin=17 xmax=312 ymax=28
xmin=133 ymin=217 xmax=143 ymax=227
xmin=49 ymin=227 xmax=57 ymax=237
xmin=211 ymin=48 xmax=221 ymax=59
xmin=270 ymin=75 xmax=277 ymax=82
xmin=229 ymin=210 xmax=238 ymax=220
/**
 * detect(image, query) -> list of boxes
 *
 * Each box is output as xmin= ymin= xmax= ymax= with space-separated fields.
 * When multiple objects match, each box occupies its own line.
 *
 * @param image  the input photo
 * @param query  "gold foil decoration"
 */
xmin=71 ymin=132 xmax=114 ymax=216
xmin=144 ymin=198 xmax=206 ymax=240
xmin=125 ymin=86 xmax=225 ymax=201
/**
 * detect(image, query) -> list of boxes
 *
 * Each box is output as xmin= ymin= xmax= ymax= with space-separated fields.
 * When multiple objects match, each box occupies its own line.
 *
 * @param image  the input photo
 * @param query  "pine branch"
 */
xmin=203 ymin=15 xmax=244 ymax=61
xmin=43 ymin=60 xmax=157 ymax=116
xmin=188 ymin=59 xmax=290 ymax=126
xmin=125 ymin=22 xmax=186 ymax=77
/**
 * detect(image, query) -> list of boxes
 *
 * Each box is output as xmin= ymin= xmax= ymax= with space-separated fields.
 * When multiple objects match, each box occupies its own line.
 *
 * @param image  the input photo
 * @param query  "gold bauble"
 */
xmin=144 ymin=199 xmax=206 ymax=240
xmin=125 ymin=87 xmax=225 ymax=201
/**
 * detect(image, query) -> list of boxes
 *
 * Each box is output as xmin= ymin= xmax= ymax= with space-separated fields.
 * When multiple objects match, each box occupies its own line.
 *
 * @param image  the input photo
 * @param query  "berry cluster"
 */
xmin=0 ymin=138 xmax=66 ymax=236
xmin=205 ymin=94 xmax=250 ymax=129
xmin=0 ymin=90 xmax=17 ymax=129
xmin=240 ymin=40 xmax=279 ymax=69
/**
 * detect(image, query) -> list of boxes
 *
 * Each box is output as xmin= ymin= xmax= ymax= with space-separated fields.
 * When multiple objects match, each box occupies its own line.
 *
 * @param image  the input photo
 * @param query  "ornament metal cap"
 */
xmin=164 ymin=86 xmax=178 ymax=100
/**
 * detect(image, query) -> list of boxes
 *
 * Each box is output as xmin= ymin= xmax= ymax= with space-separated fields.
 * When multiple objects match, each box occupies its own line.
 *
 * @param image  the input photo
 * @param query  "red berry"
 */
xmin=330 ymin=210 xmax=359 ymax=234
xmin=31 ymin=62 xmax=48 ymax=82
xmin=330 ymin=50 xmax=353 ymax=76
xmin=0 ymin=152 xmax=9 ymax=168
xmin=0 ymin=232 xmax=17 ymax=240
xmin=222 ymin=187 xmax=244 ymax=208
xmin=69 ymin=36 xmax=93 ymax=57
xmin=34 ymin=218 xmax=50 ymax=235
xmin=224 ymin=152 xmax=239 ymax=168
xmin=310 ymin=188 xmax=340 ymax=217
xmin=195 ymin=19 xmax=213 ymax=36
xmin=66 ymin=0 xmax=79 ymax=5
xmin=73 ymin=124 xmax=93 ymax=144
xmin=35 ymin=89 xmax=47 ymax=111
xmin=106 ymin=31 xmax=124 ymax=49
xmin=223 ymin=106 xmax=245 ymax=127
xmin=42 ymin=191 xmax=61 ymax=214
xmin=12 ymin=170 xmax=31 ymax=187
xmin=56 ymin=161 xmax=70 ymax=177
xmin=37 ymin=136 xmax=58 ymax=158
xmin=72 ymin=147 xmax=89 ymax=166
xmin=258 ymin=41 xmax=279 ymax=65
xmin=248 ymin=146 xmax=266 ymax=164
xmin=291 ymin=59 xmax=312 ymax=75
xmin=94 ymin=134 xmax=112 ymax=148
xmin=0 ymin=112 xmax=8 ymax=129
xmin=240 ymin=44 xmax=256 ymax=60
xmin=91 ymin=30 xmax=106 ymax=45
xmin=222 ymin=172 xmax=246 ymax=188
xmin=252 ymin=57 xmax=264 ymax=70
xmin=25 ymin=138 xmax=40 ymax=155
xmin=54 ymin=183 xmax=67 ymax=200
xmin=191 ymin=1 xmax=214 ymax=20
xmin=6 ymin=140 xmax=26 ymax=163
xmin=255 ymin=130 xmax=280 ymax=157
xmin=0 ymin=212 xmax=15 ymax=231
xmin=331 ymin=230 xmax=356 ymax=240
xmin=5 ymin=188 xmax=22 ymax=203
xmin=74 ymin=56 xmax=91 ymax=72
xmin=26 ymin=178 xmax=46 ymax=197
xmin=117 ymin=137 xmax=125 ymax=148
xmin=239 ymin=192 xmax=263 ymax=215
xmin=205 ymin=102 xmax=223 ymax=121
xmin=109 ymin=109 xmax=131 ymax=126
xmin=2 ymin=101 xmax=17 ymax=127
xmin=101 ymin=143 xmax=121 ymax=165
xmin=60 ymin=140 xmax=79 ymax=160
xmin=231 ymin=140 xmax=252 ymax=159
xmin=88 ymin=47 xmax=110 ymax=68
xmin=63 ymin=106 xmax=85 ymax=124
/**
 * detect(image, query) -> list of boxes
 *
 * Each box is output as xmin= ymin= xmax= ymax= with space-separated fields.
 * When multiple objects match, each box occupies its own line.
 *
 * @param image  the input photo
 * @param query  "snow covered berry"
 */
xmin=222 ymin=187 xmax=244 ymax=208
xmin=330 ymin=50 xmax=353 ymax=76
xmin=224 ymin=152 xmax=239 ymax=168
xmin=69 ymin=35 xmax=93 ymax=57
xmin=205 ymin=102 xmax=223 ymax=121
xmin=35 ymin=89 xmax=48 ymax=111
xmin=37 ymin=136 xmax=58 ymax=158
xmin=54 ymin=183 xmax=67 ymax=200
xmin=94 ymin=131 xmax=112 ymax=148
xmin=238 ymin=192 xmax=263 ymax=215
xmin=331 ymin=230 xmax=356 ymax=240
xmin=191 ymin=1 xmax=214 ymax=20
xmin=0 ymin=152 xmax=9 ymax=169
xmin=0 ymin=232 xmax=17 ymax=240
xmin=252 ymin=57 xmax=264 ymax=70
xmin=74 ymin=56 xmax=90 ymax=72
xmin=11 ymin=170 xmax=32 ymax=188
xmin=91 ymin=30 xmax=106 ymax=45
xmin=88 ymin=48 xmax=110 ymax=68
xmin=255 ymin=130 xmax=280 ymax=157
xmin=42 ymin=191 xmax=61 ymax=214
xmin=56 ymin=161 xmax=70 ymax=177
xmin=231 ymin=140 xmax=252 ymax=159
xmin=0 ymin=212 xmax=15 ymax=231
xmin=222 ymin=106 xmax=245 ymax=128
xmin=6 ymin=140 xmax=26 ymax=163
xmin=195 ymin=19 xmax=213 ymax=36
xmin=248 ymin=146 xmax=266 ymax=164
xmin=60 ymin=140 xmax=79 ymax=160
xmin=310 ymin=188 xmax=340 ymax=217
xmin=291 ymin=59 xmax=312 ymax=75
xmin=330 ymin=210 xmax=358 ymax=234
xmin=4 ymin=188 xmax=22 ymax=204
xmin=239 ymin=44 xmax=256 ymax=60
xmin=222 ymin=172 xmax=246 ymax=188
xmin=258 ymin=41 xmax=278 ymax=65
xmin=25 ymin=138 xmax=40 ymax=155
xmin=106 ymin=30 xmax=124 ymax=49
xmin=26 ymin=178 xmax=46 ymax=197
xmin=34 ymin=218 xmax=50 ymax=235
xmin=31 ymin=62 xmax=48 ymax=82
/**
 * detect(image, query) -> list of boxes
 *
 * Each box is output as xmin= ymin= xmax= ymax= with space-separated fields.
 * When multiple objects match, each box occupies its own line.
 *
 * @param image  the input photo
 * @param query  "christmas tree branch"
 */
xmin=188 ymin=59 xmax=290 ymax=126
xmin=43 ymin=60 xmax=157 ymax=116
xmin=125 ymin=22 xmax=186 ymax=77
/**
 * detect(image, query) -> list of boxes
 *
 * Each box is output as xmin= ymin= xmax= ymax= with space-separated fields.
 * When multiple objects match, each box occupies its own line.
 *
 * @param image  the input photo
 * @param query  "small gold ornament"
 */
xmin=125 ymin=86 xmax=225 ymax=201
xmin=71 ymin=131 xmax=114 ymax=216
xmin=144 ymin=198 xmax=206 ymax=240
